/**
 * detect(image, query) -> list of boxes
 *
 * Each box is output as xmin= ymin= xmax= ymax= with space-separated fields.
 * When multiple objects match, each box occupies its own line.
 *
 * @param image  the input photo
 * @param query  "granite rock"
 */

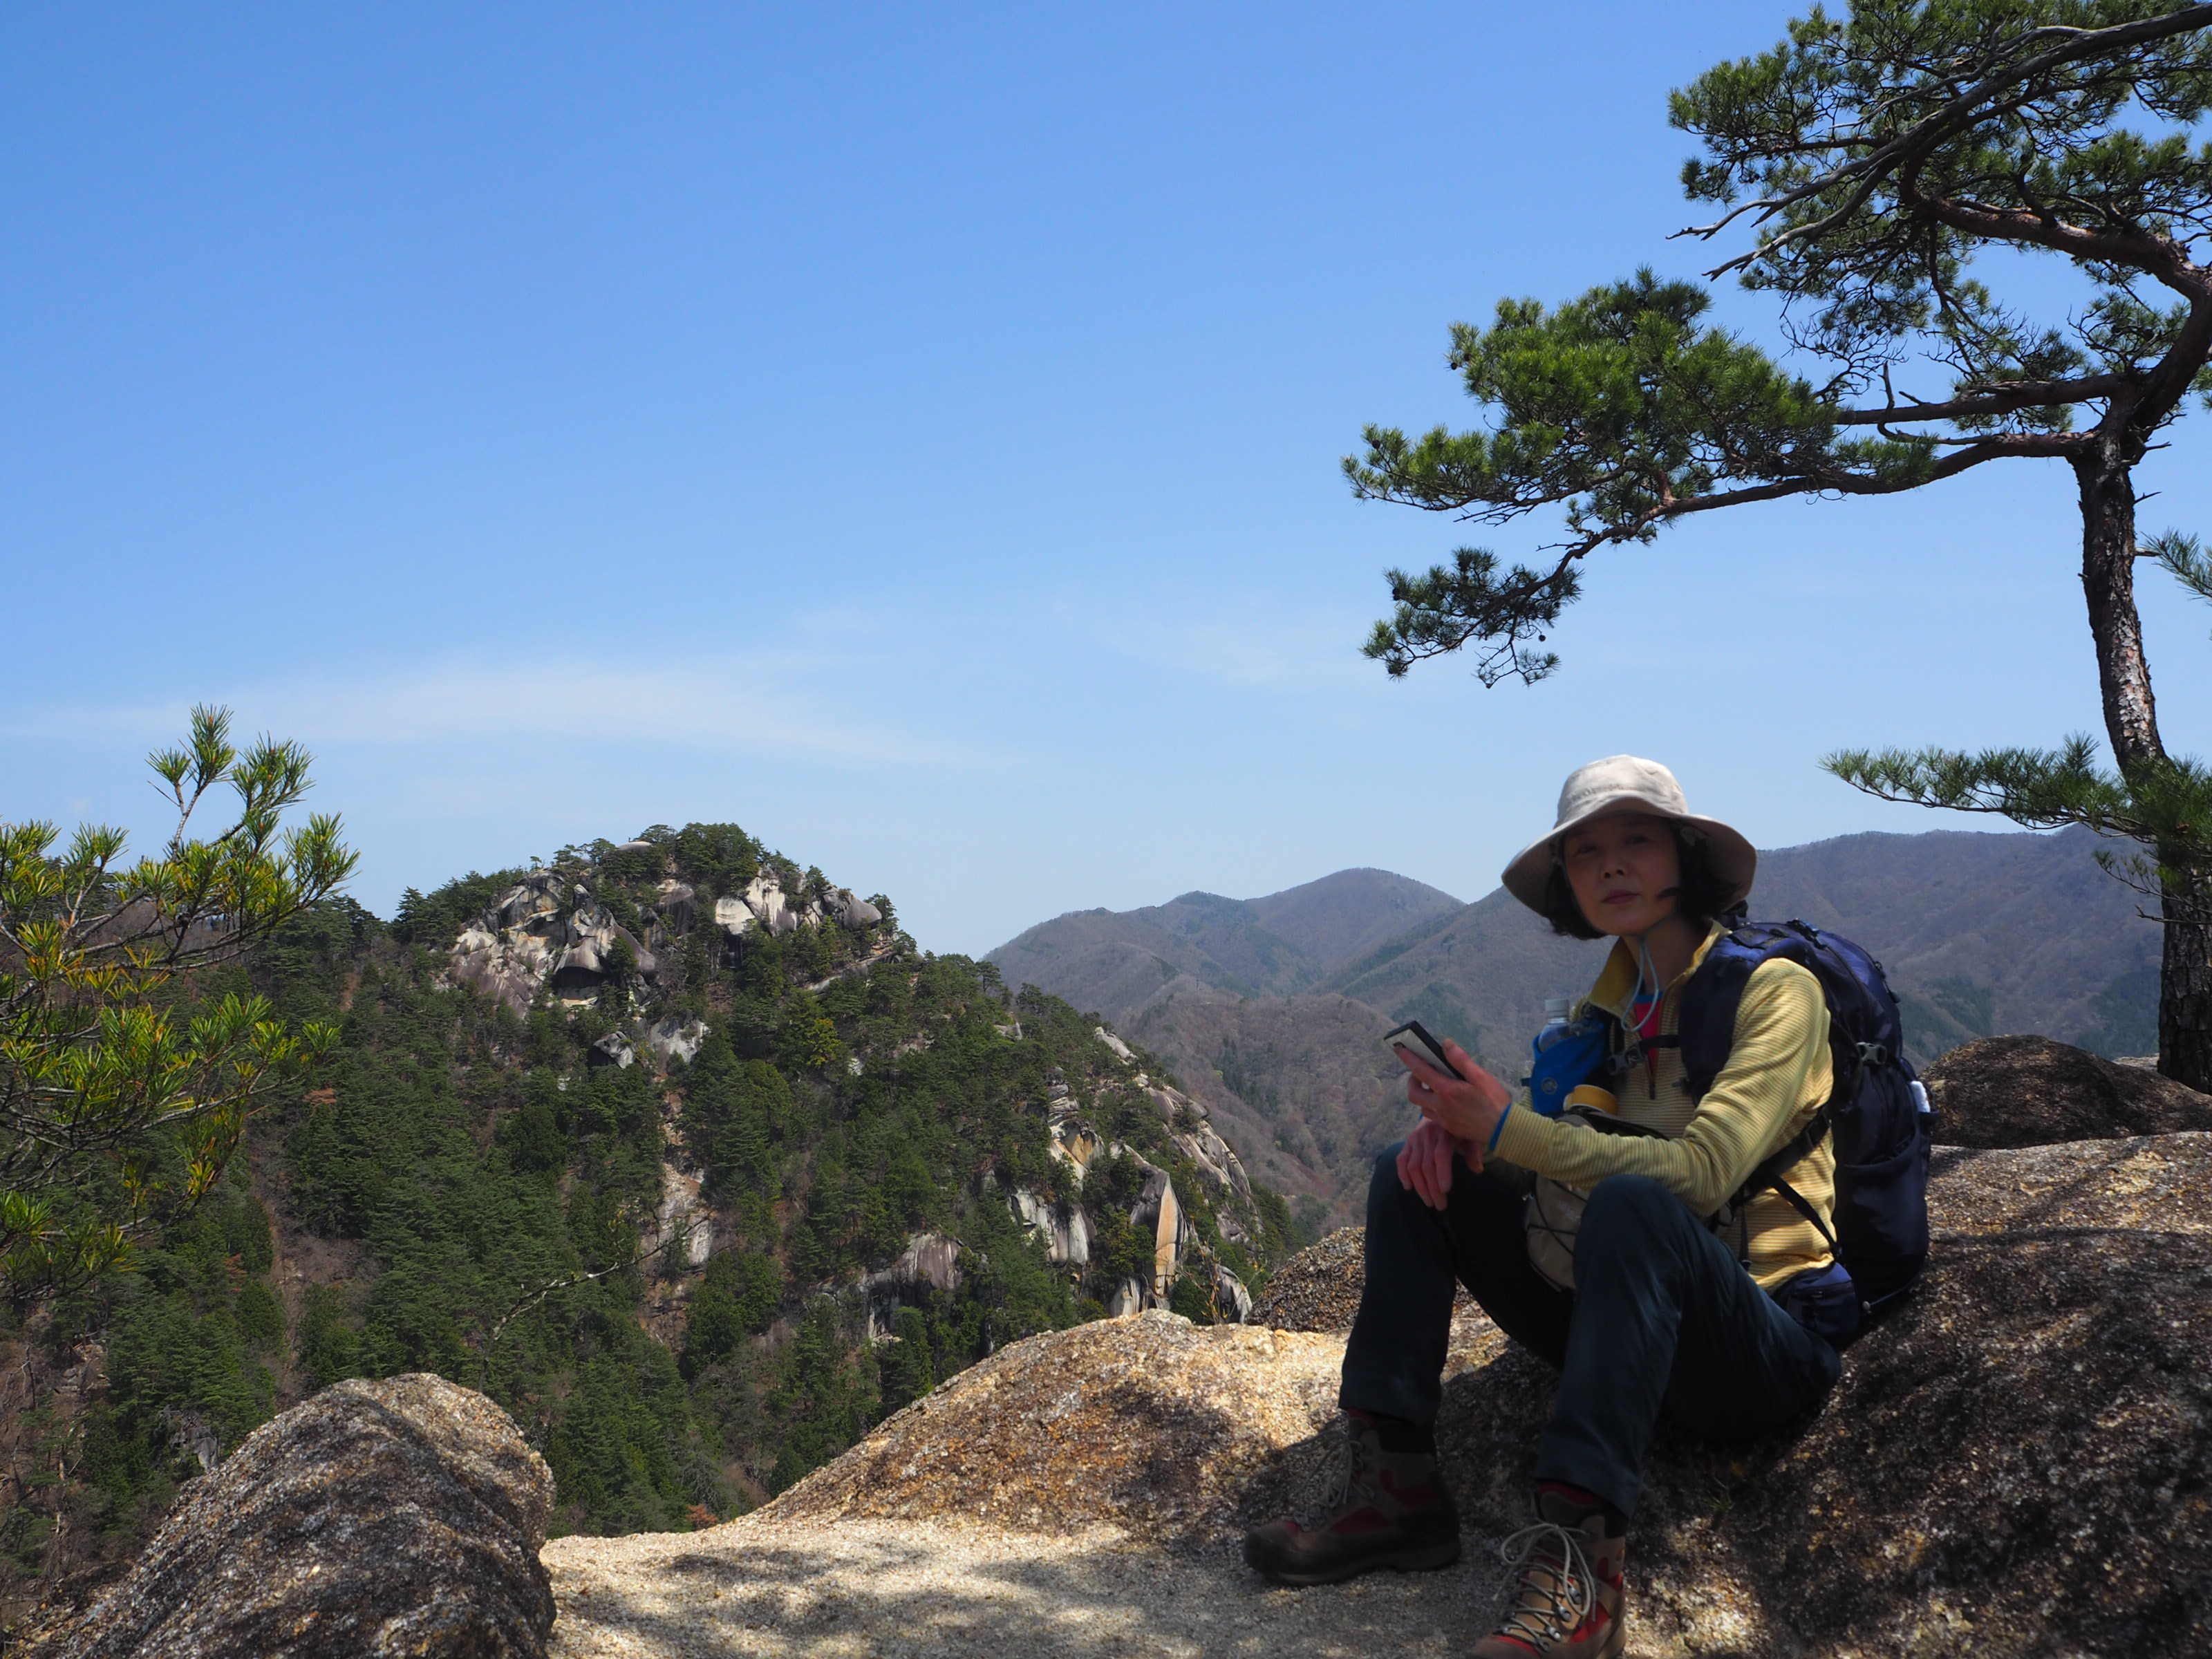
xmin=60 ymin=1372 xmax=555 ymax=1659
xmin=1249 ymin=1226 xmax=1367 ymax=1332
xmin=766 ymin=1313 xmax=1349 ymax=1544
xmin=642 ymin=1015 xmax=706 ymax=1067
xmin=827 ymin=888 xmax=883 ymax=929
xmin=444 ymin=872 xmax=656 ymax=1015
xmin=769 ymin=1134 xmax=2212 ymax=1656
xmin=1923 ymin=1035 xmax=2212 ymax=1147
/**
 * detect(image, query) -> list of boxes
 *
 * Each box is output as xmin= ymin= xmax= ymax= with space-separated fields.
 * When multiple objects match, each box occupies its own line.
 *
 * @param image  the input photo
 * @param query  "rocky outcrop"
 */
xmin=827 ymin=889 xmax=883 ymax=929
xmin=713 ymin=873 xmax=877 ymax=939
xmin=1209 ymin=1261 xmax=1254 ymax=1323
xmin=642 ymin=1015 xmax=706 ymax=1067
xmin=646 ymin=1164 xmax=712 ymax=1270
xmin=447 ymin=865 xmax=884 ymax=1016
xmin=650 ymin=879 xmax=695 ymax=934
xmin=1024 ymin=1080 xmax=1253 ymax=1318
xmin=60 ymin=1374 xmax=555 ymax=1659
xmin=1009 ymin=1186 xmax=1090 ymax=1268
xmin=1250 ymin=1225 xmax=1368 ymax=1332
xmin=1924 ymin=1034 xmax=2212 ymax=1147
xmin=762 ymin=1132 xmax=2212 ymax=1657
xmin=738 ymin=871 xmax=798 ymax=936
xmin=445 ymin=871 xmax=656 ymax=1014
xmin=769 ymin=1313 xmax=1349 ymax=1542
xmin=863 ymin=1232 xmax=964 ymax=1336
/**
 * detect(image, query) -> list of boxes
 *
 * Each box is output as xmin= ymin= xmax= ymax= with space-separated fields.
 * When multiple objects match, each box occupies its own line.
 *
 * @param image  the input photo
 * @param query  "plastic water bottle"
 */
xmin=1533 ymin=997 xmax=1575 ymax=1053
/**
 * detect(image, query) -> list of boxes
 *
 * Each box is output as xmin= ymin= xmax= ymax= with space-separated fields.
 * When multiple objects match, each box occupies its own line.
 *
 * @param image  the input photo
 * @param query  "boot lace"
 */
xmin=1493 ymin=1521 xmax=1595 ymax=1650
xmin=1309 ymin=1419 xmax=1373 ymax=1519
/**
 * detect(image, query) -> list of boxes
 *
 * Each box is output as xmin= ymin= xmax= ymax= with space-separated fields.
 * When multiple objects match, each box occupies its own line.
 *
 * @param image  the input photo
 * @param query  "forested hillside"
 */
xmin=6 ymin=825 xmax=1295 ymax=1615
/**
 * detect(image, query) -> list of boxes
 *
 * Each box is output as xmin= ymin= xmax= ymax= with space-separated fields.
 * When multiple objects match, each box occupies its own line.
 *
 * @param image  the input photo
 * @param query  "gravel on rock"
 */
xmin=1249 ymin=1224 xmax=1477 ymax=1335
xmin=545 ymin=1517 xmax=1515 ymax=1659
xmin=1248 ymin=1226 xmax=1365 ymax=1331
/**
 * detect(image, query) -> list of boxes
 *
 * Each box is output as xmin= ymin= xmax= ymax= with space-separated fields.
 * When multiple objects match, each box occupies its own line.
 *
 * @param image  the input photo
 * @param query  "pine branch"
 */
xmin=1674 ymin=7 xmax=2212 ymax=279
xmin=2150 ymin=529 xmax=2212 ymax=609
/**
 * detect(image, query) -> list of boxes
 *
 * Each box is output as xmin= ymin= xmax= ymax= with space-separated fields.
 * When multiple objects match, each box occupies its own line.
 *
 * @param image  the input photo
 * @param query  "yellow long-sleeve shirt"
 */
xmin=1492 ymin=921 xmax=1837 ymax=1290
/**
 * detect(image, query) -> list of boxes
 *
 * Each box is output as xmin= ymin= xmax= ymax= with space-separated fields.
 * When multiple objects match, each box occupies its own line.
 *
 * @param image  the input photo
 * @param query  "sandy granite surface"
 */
xmin=545 ymin=1515 xmax=1525 ymax=1659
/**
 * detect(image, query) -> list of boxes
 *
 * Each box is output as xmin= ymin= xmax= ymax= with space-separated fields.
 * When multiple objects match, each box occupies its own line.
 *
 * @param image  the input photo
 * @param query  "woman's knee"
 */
xmin=1580 ymin=1174 xmax=1692 ymax=1253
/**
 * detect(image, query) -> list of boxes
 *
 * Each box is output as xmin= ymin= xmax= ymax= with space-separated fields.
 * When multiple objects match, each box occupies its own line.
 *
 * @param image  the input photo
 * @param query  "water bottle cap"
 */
xmin=1544 ymin=997 xmax=1571 ymax=1019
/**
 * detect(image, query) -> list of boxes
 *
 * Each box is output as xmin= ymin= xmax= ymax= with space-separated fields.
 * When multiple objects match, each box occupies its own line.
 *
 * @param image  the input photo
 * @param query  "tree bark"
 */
xmin=2158 ymin=870 xmax=2212 ymax=1091
xmin=2074 ymin=447 xmax=2162 ymax=771
xmin=2074 ymin=443 xmax=2212 ymax=1091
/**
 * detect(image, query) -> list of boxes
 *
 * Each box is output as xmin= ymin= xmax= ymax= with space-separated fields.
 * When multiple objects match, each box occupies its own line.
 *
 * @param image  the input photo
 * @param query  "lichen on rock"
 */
xmin=60 ymin=1373 xmax=556 ymax=1659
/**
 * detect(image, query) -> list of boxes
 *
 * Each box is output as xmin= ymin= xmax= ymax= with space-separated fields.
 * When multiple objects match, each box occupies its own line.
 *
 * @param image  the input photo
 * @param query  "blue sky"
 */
xmin=7 ymin=2 xmax=2211 ymax=957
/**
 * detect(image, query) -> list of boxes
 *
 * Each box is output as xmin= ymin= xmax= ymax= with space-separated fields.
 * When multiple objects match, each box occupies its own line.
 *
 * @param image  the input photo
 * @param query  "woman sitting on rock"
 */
xmin=1244 ymin=755 xmax=1846 ymax=1659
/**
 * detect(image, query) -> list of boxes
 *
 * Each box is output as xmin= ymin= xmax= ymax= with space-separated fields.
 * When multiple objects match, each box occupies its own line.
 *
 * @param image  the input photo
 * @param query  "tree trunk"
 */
xmin=2073 ymin=445 xmax=2212 ymax=1091
xmin=2157 ymin=870 xmax=2212 ymax=1091
xmin=2074 ymin=449 xmax=2162 ymax=770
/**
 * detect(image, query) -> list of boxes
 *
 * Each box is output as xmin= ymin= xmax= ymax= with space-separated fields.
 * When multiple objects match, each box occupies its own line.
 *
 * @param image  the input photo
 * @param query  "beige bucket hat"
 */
xmin=1501 ymin=755 xmax=1756 ymax=915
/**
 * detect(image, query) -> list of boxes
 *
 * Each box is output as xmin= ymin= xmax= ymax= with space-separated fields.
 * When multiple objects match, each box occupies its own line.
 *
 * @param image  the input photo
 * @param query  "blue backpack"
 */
xmin=1676 ymin=921 xmax=1934 ymax=1313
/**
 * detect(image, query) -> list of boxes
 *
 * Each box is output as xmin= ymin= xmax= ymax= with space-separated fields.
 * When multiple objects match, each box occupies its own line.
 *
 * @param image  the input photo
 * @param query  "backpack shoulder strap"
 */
xmin=1680 ymin=921 xmax=1864 ymax=1219
xmin=1677 ymin=924 xmax=1798 ymax=1098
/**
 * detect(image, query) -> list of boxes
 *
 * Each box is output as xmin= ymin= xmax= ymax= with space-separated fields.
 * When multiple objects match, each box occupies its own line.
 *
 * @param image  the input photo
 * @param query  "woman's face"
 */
xmin=1561 ymin=811 xmax=1683 ymax=939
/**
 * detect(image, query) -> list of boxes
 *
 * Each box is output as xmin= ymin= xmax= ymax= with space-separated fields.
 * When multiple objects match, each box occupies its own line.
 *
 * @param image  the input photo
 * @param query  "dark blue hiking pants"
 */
xmin=1338 ymin=1146 xmax=1841 ymax=1520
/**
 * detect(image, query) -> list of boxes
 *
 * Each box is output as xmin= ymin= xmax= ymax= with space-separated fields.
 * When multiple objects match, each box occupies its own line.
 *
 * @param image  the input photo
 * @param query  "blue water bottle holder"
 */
xmin=1524 ymin=999 xmax=1611 ymax=1117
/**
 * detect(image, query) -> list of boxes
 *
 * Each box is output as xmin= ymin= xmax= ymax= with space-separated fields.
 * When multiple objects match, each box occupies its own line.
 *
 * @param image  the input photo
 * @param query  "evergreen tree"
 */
xmin=0 ymin=706 xmax=356 ymax=1310
xmin=877 ymin=1305 xmax=936 ymax=1412
xmin=1351 ymin=2 xmax=2212 ymax=1087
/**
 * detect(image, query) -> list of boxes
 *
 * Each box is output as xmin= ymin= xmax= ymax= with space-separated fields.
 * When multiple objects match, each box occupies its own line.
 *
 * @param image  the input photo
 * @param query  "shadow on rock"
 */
xmin=1403 ymin=1215 xmax=2212 ymax=1656
xmin=552 ymin=1522 xmax=1508 ymax=1657
xmin=1230 ymin=1136 xmax=2212 ymax=1657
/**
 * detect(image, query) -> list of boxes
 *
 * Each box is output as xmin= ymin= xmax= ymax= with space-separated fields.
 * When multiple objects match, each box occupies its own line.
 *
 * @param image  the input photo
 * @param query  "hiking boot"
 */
xmin=1470 ymin=1493 xmax=1627 ymax=1658
xmin=1241 ymin=1414 xmax=1459 ymax=1586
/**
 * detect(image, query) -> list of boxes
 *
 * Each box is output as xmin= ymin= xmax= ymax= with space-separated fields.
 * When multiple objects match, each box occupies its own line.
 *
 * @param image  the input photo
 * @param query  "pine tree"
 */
xmin=1352 ymin=2 xmax=2212 ymax=1087
xmin=1 ymin=706 xmax=357 ymax=1309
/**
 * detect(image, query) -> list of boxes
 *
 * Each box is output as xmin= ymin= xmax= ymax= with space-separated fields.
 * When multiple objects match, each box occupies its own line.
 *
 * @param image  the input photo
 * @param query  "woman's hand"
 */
xmin=1395 ymin=1117 xmax=1470 ymax=1210
xmin=1398 ymin=1038 xmax=1510 ymax=1169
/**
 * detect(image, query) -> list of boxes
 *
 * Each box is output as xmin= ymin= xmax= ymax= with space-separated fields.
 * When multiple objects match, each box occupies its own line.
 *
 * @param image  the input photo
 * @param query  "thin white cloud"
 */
xmin=6 ymin=651 xmax=1011 ymax=770
xmin=1065 ymin=593 xmax=1381 ymax=692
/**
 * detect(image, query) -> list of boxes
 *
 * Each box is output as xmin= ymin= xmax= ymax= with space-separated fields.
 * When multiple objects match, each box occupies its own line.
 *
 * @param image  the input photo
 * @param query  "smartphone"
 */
xmin=1383 ymin=1020 xmax=1465 ymax=1081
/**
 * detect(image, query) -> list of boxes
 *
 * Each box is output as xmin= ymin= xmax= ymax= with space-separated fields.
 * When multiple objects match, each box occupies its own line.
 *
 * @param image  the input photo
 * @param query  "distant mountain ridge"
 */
xmin=1323 ymin=825 xmax=2157 ymax=1072
xmin=987 ymin=825 xmax=2161 ymax=1231
xmin=988 ymin=868 xmax=1463 ymax=1014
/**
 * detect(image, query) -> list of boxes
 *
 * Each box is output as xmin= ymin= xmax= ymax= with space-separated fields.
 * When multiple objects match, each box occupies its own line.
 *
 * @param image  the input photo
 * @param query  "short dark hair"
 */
xmin=1535 ymin=822 xmax=1743 ymax=940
